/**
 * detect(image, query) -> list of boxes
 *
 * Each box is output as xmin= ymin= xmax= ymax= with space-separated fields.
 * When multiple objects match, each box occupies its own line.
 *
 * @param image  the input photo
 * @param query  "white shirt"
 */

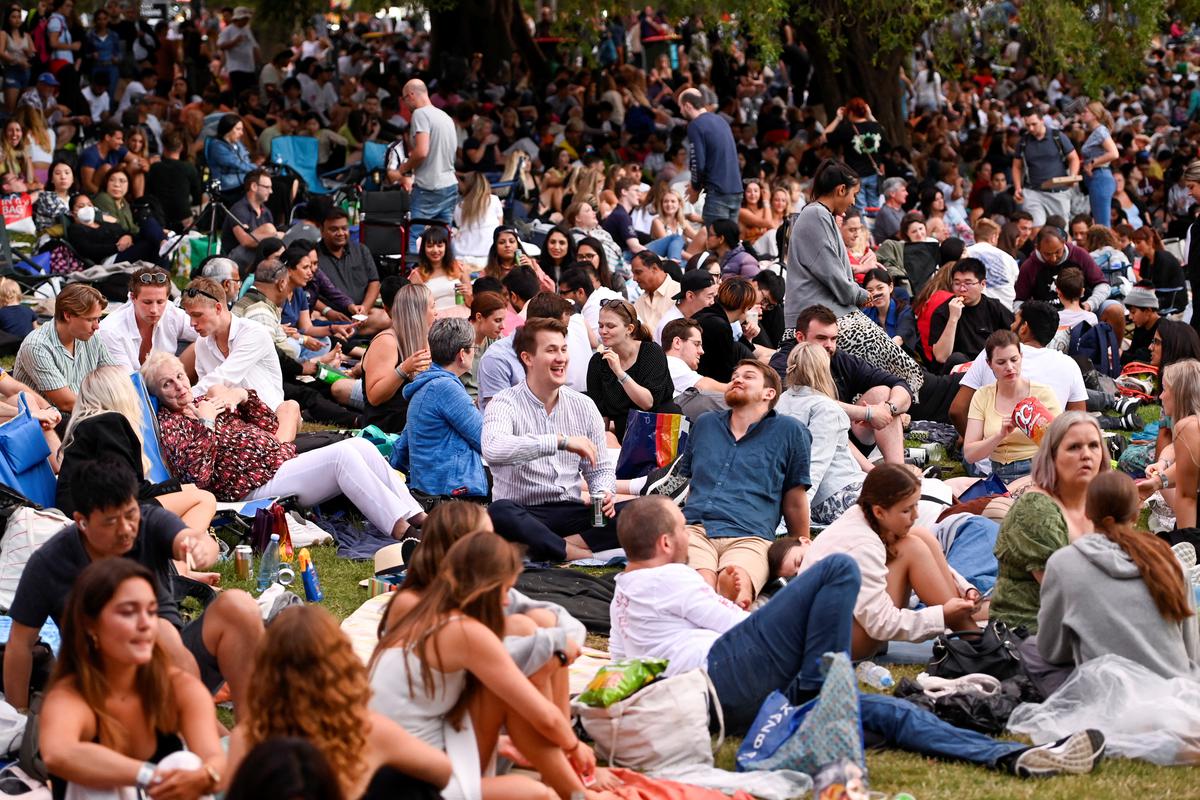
xmin=98 ymin=301 xmax=198 ymax=373
xmin=116 ymin=80 xmax=148 ymax=115
xmin=566 ymin=314 xmax=592 ymax=394
xmin=193 ymin=315 xmax=284 ymax=410
xmin=580 ymin=286 xmax=623 ymax=338
xmin=653 ymin=305 xmax=683 ymax=344
xmin=81 ymin=87 xmax=110 ymax=123
xmin=960 ymin=344 xmax=1088 ymax=410
xmin=217 ymin=23 xmax=258 ymax=74
xmin=965 ymin=242 xmax=1019 ymax=310
xmin=609 ymin=563 xmax=747 ymax=676
xmin=666 ymin=355 xmax=701 ymax=395
xmin=452 ymin=195 xmax=503 ymax=262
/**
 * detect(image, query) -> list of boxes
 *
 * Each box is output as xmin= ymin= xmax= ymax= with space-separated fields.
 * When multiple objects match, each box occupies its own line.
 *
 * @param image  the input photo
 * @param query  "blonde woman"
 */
xmin=55 ymin=366 xmax=218 ymax=578
xmin=648 ymin=187 xmax=695 ymax=262
xmin=1079 ymin=101 xmax=1120 ymax=226
xmin=453 ymin=171 xmax=503 ymax=268
xmin=776 ymin=341 xmax=870 ymax=525
xmin=15 ymin=105 xmax=53 ymax=186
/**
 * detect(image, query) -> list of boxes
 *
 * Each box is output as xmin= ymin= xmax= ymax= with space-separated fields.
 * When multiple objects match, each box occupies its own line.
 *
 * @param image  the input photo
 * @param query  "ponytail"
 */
xmin=811 ymin=159 xmax=860 ymax=198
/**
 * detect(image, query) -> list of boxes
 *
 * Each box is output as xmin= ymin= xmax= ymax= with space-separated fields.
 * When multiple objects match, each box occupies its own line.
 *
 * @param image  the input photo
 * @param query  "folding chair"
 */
xmin=270 ymin=136 xmax=354 ymax=196
xmin=130 ymin=372 xmax=173 ymax=484
xmin=359 ymin=189 xmax=411 ymax=277
xmin=361 ymin=141 xmax=389 ymax=191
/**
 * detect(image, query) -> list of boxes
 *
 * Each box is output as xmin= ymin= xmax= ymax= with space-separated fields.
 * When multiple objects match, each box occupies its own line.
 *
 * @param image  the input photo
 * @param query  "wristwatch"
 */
xmin=887 ymin=401 xmax=899 ymax=416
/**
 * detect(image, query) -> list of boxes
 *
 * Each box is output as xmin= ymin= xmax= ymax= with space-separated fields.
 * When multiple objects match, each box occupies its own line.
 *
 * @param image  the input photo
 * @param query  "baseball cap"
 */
xmin=36 ymin=72 xmax=59 ymax=87
xmin=673 ymin=269 xmax=716 ymax=301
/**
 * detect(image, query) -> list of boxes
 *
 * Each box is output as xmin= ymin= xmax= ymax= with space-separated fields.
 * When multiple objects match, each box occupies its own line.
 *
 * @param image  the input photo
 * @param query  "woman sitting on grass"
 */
xmin=370 ymin=530 xmax=615 ymax=800
xmin=225 ymin=605 xmax=452 ymax=799
xmin=41 ymin=559 xmax=225 ymax=800
xmin=798 ymin=463 xmax=983 ymax=659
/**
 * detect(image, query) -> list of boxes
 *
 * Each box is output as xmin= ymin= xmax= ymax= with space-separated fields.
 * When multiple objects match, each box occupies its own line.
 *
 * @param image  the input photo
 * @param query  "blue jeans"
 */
xmin=1085 ymin=168 xmax=1115 ymax=227
xmin=991 ymin=458 xmax=1033 ymax=483
xmin=408 ymin=184 xmax=458 ymax=254
xmin=856 ymin=173 xmax=880 ymax=214
xmin=646 ymin=232 xmax=685 ymax=261
xmin=856 ymin=694 xmax=1025 ymax=767
xmin=706 ymin=554 xmax=860 ymax=733
xmin=702 ymin=190 xmax=742 ymax=224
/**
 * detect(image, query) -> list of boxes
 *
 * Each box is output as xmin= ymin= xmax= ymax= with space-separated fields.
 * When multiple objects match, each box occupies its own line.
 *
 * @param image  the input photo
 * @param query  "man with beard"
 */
xmin=665 ymin=359 xmax=812 ymax=609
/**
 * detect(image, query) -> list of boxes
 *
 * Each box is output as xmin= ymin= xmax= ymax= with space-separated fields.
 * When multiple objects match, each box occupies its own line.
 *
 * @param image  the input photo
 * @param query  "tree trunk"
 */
xmin=430 ymin=0 xmax=547 ymax=84
xmin=798 ymin=26 xmax=908 ymax=147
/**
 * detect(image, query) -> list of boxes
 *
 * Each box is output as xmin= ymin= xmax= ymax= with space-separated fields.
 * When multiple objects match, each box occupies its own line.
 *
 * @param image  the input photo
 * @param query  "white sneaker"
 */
xmin=1012 ymin=729 xmax=1105 ymax=777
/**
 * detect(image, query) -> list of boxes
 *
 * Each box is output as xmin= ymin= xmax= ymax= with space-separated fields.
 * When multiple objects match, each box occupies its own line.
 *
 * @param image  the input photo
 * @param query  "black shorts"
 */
xmin=180 ymin=610 xmax=224 ymax=693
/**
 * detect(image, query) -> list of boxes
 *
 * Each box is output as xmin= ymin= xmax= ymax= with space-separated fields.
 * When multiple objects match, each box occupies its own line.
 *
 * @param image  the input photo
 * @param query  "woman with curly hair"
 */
xmin=226 ymin=604 xmax=452 ymax=799
xmin=371 ymin=531 xmax=607 ymax=800
xmin=41 ymin=559 xmax=225 ymax=800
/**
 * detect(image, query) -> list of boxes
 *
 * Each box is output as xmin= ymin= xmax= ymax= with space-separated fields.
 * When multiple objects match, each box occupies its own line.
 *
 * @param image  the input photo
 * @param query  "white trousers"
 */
xmin=247 ymin=438 xmax=422 ymax=533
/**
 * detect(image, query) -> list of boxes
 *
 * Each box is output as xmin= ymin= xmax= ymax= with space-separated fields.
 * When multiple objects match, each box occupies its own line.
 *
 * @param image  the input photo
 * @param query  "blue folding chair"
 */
xmin=270 ymin=136 xmax=356 ymax=196
xmin=0 ymin=395 xmax=56 ymax=509
xmin=360 ymin=141 xmax=389 ymax=191
xmin=130 ymin=373 xmax=172 ymax=483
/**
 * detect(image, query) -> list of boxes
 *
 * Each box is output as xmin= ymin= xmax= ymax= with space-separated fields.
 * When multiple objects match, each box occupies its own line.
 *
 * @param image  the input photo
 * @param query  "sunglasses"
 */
xmin=136 ymin=271 xmax=169 ymax=285
xmin=183 ymin=287 xmax=221 ymax=303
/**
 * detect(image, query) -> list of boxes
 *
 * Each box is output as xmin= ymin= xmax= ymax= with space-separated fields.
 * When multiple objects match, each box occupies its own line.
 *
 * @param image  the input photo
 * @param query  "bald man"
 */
xmin=392 ymin=79 xmax=459 ymax=252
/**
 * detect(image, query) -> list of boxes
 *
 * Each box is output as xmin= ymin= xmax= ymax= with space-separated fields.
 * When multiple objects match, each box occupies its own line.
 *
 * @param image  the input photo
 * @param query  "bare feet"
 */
xmin=496 ymin=735 xmax=533 ymax=768
xmin=716 ymin=566 xmax=753 ymax=609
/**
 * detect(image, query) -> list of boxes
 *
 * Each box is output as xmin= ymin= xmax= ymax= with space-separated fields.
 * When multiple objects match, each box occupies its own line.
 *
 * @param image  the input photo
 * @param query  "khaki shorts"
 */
xmin=686 ymin=524 xmax=772 ymax=595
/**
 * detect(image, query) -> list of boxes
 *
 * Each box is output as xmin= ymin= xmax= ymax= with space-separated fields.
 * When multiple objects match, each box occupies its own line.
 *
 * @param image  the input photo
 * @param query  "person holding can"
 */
xmin=484 ymin=318 xmax=625 ymax=562
xmin=964 ymin=329 xmax=1061 ymax=482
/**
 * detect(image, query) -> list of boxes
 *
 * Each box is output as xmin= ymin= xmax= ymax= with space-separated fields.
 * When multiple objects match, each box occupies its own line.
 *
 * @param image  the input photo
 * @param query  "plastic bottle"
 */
xmin=298 ymin=548 xmax=324 ymax=602
xmin=257 ymin=533 xmax=281 ymax=592
xmin=855 ymin=660 xmax=894 ymax=690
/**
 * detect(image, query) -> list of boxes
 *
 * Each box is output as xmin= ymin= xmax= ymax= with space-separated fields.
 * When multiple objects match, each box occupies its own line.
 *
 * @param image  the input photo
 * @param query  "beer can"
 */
xmin=234 ymin=545 xmax=252 ymax=580
xmin=592 ymin=494 xmax=606 ymax=527
xmin=922 ymin=443 xmax=946 ymax=463
xmin=455 ymin=285 xmax=465 ymax=305
xmin=905 ymin=447 xmax=927 ymax=466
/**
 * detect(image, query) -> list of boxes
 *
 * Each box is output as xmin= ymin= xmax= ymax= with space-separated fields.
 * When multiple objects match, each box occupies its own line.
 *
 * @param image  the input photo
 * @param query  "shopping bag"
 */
xmin=614 ymin=411 xmax=689 ymax=479
xmin=736 ymin=652 xmax=864 ymax=775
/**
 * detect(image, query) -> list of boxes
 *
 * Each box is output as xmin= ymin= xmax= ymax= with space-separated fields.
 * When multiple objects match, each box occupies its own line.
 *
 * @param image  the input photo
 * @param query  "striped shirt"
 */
xmin=13 ymin=322 xmax=115 ymax=399
xmin=482 ymin=381 xmax=614 ymax=506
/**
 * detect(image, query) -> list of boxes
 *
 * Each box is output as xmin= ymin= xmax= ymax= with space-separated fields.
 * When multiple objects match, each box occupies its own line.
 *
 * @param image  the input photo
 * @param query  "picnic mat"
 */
xmin=341 ymin=593 xmax=610 ymax=695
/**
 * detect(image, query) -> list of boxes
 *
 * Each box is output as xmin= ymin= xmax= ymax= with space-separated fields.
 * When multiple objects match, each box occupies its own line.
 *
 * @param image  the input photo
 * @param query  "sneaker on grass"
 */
xmin=1004 ymin=729 xmax=1106 ymax=778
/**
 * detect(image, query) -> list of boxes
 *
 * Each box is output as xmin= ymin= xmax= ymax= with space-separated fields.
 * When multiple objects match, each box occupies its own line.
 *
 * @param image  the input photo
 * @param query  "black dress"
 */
xmin=586 ymin=341 xmax=677 ymax=442
xmin=56 ymin=412 xmax=180 ymax=516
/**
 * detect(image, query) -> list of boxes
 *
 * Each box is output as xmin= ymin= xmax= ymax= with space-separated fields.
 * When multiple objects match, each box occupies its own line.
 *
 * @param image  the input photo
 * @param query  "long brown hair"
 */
xmin=1085 ymin=472 xmax=1193 ymax=623
xmin=398 ymin=501 xmax=492 ymax=595
xmin=857 ymin=463 xmax=922 ymax=558
xmin=243 ymin=605 xmax=369 ymax=780
xmin=370 ymin=531 xmax=522 ymax=727
xmin=50 ymin=560 xmax=178 ymax=752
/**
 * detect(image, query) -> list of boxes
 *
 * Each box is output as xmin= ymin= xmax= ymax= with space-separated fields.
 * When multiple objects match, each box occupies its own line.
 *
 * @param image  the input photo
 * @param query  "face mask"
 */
xmin=76 ymin=206 xmax=95 ymax=224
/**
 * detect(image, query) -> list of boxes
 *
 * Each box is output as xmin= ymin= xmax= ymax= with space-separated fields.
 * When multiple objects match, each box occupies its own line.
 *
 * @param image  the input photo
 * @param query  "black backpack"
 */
xmin=1068 ymin=320 xmax=1121 ymax=378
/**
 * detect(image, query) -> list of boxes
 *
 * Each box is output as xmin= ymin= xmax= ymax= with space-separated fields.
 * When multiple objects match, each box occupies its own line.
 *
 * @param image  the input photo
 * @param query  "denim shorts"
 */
xmin=3 ymin=66 xmax=29 ymax=91
xmin=701 ymin=190 xmax=742 ymax=224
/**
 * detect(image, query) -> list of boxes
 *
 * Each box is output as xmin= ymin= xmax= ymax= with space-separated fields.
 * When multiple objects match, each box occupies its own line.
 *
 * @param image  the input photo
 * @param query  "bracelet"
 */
xmin=135 ymin=762 xmax=156 ymax=790
xmin=1161 ymin=473 xmax=1171 ymax=489
xmin=864 ymin=405 xmax=873 ymax=422
xmin=395 ymin=366 xmax=411 ymax=382
xmin=201 ymin=763 xmax=221 ymax=792
xmin=553 ymin=648 xmax=569 ymax=666
xmin=618 ymin=372 xmax=631 ymax=385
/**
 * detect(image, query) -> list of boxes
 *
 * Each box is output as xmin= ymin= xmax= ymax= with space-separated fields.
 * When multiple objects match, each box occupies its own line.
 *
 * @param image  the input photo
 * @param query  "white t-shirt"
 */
xmin=609 ymin=563 xmax=747 ymax=676
xmin=653 ymin=305 xmax=683 ymax=344
xmin=666 ymin=355 xmax=701 ymax=395
xmin=965 ymin=242 xmax=1019 ymax=310
xmin=960 ymin=344 xmax=1088 ymax=410
xmin=453 ymin=194 xmax=503 ymax=262
xmin=217 ymin=24 xmax=258 ymax=74
xmin=98 ymin=301 xmax=198 ymax=373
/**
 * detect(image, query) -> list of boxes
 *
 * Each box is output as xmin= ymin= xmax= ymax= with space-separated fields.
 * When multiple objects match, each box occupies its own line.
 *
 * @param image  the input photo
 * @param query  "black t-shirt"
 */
xmin=601 ymin=206 xmax=637 ymax=250
xmin=1125 ymin=318 xmax=1160 ymax=366
xmin=9 ymin=505 xmax=186 ymax=631
xmin=826 ymin=120 xmax=885 ymax=178
xmin=146 ymin=159 xmax=203 ymax=229
xmin=462 ymin=137 xmax=498 ymax=173
xmin=929 ymin=296 xmax=1015 ymax=362
xmin=221 ymin=197 xmax=273 ymax=255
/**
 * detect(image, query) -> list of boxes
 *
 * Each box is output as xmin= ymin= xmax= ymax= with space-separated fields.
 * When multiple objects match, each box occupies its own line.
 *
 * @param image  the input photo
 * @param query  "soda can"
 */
xmin=905 ymin=447 xmax=927 ymax=466
xmin=592 ymin=494 xmax=606 ymax=527
xmin=922 ymin=443 xmax=946 ymax=463
xmin=234 ymin=545 xmax=252 ymax=580
xmin=455 ymin=285 xmax=465 ymax=305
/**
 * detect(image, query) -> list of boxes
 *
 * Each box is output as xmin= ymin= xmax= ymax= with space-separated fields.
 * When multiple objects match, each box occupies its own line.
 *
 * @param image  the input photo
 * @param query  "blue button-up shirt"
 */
xmin=678 ymin=409 xmax=812 ymax=540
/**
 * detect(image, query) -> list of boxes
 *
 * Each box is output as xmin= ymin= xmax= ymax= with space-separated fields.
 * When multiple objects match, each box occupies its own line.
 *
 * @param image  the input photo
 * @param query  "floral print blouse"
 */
xmin=157 ymin=390 xmax=296 ymax=501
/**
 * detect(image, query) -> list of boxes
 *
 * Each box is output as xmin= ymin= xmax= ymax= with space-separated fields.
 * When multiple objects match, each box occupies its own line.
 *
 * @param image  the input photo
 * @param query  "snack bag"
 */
xmin=1012 ymin=397 xmax=1052 ymax=445
xmin=577 ymin=658 xmax=668 ymax=708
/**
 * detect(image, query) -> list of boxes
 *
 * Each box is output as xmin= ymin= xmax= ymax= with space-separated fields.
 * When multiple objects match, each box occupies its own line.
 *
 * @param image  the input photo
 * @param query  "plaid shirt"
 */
xmin=13 ymin=323 xmax=114 ymax=402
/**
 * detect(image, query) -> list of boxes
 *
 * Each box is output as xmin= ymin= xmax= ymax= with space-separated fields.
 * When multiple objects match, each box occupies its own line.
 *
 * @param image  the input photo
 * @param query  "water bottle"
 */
xmin=257 ymin=533 xmax=281 ymax=592
xmin=855 ymin=660 xmax=894 ymax=690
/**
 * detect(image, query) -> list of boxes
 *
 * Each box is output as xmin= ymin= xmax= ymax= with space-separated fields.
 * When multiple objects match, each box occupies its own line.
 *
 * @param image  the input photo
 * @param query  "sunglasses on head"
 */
xmin=136 ymin=271 xmax=169 ymax=285
xmin=183 ymin=287 xmax=221 ymax=303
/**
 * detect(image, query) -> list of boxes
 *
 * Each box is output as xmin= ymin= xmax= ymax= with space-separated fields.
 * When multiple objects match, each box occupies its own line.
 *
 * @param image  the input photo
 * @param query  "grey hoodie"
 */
xmin=1038 ymin=534 xmax=1200 ymax=680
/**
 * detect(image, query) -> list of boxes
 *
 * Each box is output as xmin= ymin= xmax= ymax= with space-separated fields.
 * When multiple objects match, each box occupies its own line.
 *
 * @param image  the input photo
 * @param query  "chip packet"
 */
xmin=577 ymin=658 xmax=668 ymax=707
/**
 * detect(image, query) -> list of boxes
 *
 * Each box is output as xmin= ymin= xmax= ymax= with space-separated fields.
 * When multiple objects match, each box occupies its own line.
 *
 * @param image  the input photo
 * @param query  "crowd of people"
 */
xmin=5 ymin=1 xmax=1200 ymax=797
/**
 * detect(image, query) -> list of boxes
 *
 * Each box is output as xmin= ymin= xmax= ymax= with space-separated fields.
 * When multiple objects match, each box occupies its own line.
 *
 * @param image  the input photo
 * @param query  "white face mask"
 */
xmin=76 ymin=205 xmax=96 ymax=224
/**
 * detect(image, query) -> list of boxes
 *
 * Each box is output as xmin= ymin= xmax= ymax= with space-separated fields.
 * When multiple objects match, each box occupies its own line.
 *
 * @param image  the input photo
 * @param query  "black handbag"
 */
xmin=927 ymin=620 xmax=1025 ymax=681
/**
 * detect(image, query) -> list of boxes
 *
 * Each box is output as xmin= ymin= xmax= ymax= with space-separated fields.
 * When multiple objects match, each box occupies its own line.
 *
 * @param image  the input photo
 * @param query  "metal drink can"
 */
xmin=592 ymin=494 xmax=606 ymax=527
xmin=234 ymin=545 xmax=253 ymax=580
xmin=455 ymin=285 xmax=465 ymax=305
xmin=922 ymin=443 xmax=946 ymax=463
xmin=905 ymin=447 xmax=927 ymax=466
